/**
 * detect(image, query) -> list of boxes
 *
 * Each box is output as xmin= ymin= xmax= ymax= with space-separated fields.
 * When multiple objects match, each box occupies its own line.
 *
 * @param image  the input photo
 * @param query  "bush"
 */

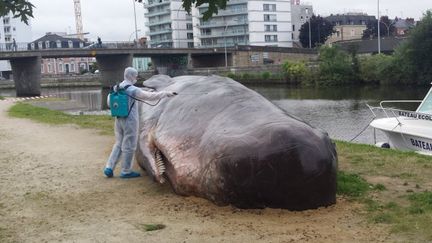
xmin=317 ymin=46 xmax=354 ymax=85
xmin=359 ymin=54 xmax=394 ymax=84
xmin=226 ymin=72 xmax=238 ymax=79
xmin=261 ymin=71 xmax=271 ymax=80
xmin=282 ymin=60 xmax=308 ymax=84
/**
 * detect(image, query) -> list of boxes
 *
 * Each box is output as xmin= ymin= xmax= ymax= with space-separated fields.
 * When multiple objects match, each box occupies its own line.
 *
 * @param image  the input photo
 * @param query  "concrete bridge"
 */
xmin=0 ymin=46 xmax=316 ymax=96
xmin=0 ymin=47 xmax=233 ymax=96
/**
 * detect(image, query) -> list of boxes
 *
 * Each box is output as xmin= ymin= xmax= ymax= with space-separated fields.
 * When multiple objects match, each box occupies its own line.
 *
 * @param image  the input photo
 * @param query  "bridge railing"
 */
xmin=0 ymin=41 xmax=150 ymax=52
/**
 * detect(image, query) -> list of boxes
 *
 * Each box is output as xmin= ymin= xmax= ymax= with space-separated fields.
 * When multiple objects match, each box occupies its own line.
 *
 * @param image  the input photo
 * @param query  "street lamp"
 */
xmin=305 ymin=8 xmax=312 ymax=48
xmin=380 ymin=20 xmax=393 ymax=37
xmin=132 ymin=0 xmax=139 ymax=42
xmin=377 ymin=0 xmax=381 ymax=54
xmin=224 ymin=23 xmax=228 ymax=67
xmin=129 ymin=29 xmax=141 ymax=42
xmin=224 ymin=19 xmax=238 ymax=67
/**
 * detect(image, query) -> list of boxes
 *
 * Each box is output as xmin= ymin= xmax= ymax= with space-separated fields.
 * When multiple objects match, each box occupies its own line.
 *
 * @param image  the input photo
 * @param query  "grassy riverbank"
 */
xmin=8 ymin=102 xmax=114 ymax=135
xmin=7 ymin=101 xmax=432 ymax=242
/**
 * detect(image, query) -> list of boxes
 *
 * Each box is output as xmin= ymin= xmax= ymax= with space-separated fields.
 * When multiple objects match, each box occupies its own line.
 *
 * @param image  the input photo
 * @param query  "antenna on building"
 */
xmin=73 ymin=0 xmax=84 ymax=40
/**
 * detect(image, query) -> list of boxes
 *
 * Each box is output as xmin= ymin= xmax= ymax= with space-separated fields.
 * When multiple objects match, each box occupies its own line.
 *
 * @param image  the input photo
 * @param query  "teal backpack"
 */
xmin=109 ymin=84 xmax=135 ymax=118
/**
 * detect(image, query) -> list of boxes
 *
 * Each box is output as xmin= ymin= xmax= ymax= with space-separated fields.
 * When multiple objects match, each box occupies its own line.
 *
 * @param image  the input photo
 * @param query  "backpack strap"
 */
xmin=123 ymin=84 xmax=135 ymax=117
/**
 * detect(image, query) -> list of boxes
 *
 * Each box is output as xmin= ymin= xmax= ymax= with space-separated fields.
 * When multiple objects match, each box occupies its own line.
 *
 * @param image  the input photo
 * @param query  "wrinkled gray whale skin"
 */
xmin=136 ymin=75 xmax=337 ymax=210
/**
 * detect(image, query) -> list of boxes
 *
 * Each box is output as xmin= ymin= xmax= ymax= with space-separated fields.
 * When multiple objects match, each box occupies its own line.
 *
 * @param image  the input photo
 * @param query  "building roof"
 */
xmin=325 ymin=14 xmax=376 ymax=25
xmin=334 ymin=37 xmax=407 ymax=54
xmin=31 ymin=33 xmax=84 ymax=43
xmin=394 ymin=19 xmax=415 ymax=29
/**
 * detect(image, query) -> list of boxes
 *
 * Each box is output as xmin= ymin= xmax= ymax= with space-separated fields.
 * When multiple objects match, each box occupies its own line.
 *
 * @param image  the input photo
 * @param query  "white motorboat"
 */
xmin=368 ymin=86 xmax=432 ymax=155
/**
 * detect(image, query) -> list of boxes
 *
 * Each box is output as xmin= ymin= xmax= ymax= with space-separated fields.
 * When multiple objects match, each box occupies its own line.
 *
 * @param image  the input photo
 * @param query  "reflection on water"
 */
xmin=1 ymin=84 xmax=429 ymax=144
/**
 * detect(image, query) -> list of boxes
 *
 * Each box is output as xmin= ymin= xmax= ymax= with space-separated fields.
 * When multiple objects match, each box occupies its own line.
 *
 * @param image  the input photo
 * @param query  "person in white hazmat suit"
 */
xmin=104 ymin=67 xmax=176 ymax=178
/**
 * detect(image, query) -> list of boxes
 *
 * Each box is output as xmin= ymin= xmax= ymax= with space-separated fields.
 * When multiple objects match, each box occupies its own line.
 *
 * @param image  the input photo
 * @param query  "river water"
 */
xmin=1 ymin=84 xmax=429 ymax=145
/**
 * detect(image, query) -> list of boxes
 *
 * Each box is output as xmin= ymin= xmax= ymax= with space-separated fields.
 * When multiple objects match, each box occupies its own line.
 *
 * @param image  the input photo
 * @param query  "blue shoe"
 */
xmin=104 ymin=168 xmax=113 ymax=178
xmin=120 ymin=171 xmax=141 ymax=179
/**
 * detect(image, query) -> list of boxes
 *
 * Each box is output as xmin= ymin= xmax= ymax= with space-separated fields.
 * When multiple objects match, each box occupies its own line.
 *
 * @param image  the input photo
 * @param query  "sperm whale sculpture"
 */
xmin=136 ymin=75 xmax=337 ymax=210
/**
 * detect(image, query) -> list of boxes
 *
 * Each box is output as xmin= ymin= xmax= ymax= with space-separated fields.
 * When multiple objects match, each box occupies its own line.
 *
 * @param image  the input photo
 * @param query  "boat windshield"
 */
xmin=417 ymin=88 xmax=432 ymax=114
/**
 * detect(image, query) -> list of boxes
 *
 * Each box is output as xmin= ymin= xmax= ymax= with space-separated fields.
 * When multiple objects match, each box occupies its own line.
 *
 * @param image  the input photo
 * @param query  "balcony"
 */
xmin=145 ymin=9 xmax=171 ymax=17
xmin=147 ymin=29 xmax=173 ymax=36
xmin=199 ymin=30 xmax=249 ymax=39
xmin=145 ymin=0 xmax=170 ymax=8
xmin=197 ymin=0 xmax=247 ymax=8
xmin=199 ymin=20 xmax=248 ymax=28
xmin=145 ymin=19 xmax=172 ymax=27
xmin=207 ymin=9 xmax=247 ymax=17
xmin=200 ymin=40 xmax=249 ymax=48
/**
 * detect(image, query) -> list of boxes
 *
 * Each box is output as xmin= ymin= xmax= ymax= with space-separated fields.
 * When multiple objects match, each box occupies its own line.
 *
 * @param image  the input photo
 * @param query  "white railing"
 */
xmin=366 ymin=100 xmax=432 ymax=125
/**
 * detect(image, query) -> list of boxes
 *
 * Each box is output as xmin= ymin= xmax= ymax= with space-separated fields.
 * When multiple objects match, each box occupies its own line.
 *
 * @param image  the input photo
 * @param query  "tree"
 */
xmin=0 ymin=0 xmax=34 ymax=25
xmin=393 ymin=10 xmax=432 ymax=85
xmin=362 ymin=16 xmax=395 ymax=39
xmin=299 ymin=15 xmax=335 ymax=48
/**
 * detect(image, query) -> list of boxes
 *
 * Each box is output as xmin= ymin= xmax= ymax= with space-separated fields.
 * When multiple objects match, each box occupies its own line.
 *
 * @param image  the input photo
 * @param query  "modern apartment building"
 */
xmin=290 ymin=1 xmax=313 ymax=46
xmin=192 ymin=0 xmax=293 ymax=48
xmin=144 ymin=0 xmax=194 ymax=48
xmin=325 ymin=13 xmax=376 ymax=43
xmin=0 ymin=13 xmax=32 ymax=78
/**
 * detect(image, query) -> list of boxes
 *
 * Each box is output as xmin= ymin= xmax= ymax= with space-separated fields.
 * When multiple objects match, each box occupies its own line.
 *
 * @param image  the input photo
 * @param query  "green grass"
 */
xmin=0 ymin=96 xmax=4 ymax=100
xmin=142 ymin=224 xmax=166 ymax=232
xmin=336 ymin=140 xmax=432 ymax=241
xmin=337 ymin=171 xmax=371 ymax=198
xmin=8 ymin=102 xmax=114 ymax=135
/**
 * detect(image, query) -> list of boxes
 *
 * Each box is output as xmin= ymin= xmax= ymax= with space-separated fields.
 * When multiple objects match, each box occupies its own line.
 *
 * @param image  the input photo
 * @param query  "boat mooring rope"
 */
xmin=349 ymin=117 xmax=376 ymax=142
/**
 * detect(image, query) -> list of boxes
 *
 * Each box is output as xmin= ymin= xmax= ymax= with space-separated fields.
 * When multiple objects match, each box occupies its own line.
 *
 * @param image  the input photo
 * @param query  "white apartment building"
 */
xmin=144 ymin=0 xmax=194 ymax=48
xmin=0 ymin=13 xmax=32 ymax=78
xmin=290 ymin=1 xmax=313 ymax=46
xmin=192 ymin=0 xmax=293 ymax=48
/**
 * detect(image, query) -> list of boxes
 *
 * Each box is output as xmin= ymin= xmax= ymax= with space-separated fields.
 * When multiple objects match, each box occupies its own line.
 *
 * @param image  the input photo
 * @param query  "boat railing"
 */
xmin=366 ymin=100 xmax=432 ymax=124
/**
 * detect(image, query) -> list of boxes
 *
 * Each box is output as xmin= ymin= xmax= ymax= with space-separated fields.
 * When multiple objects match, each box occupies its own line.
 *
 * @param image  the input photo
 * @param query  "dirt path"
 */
xmin=0 ymin=100 xmax=393 ymax=243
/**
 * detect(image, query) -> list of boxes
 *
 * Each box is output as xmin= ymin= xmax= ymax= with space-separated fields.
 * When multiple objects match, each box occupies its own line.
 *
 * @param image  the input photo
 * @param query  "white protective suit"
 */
xmin=105 ymin=67 xmax=174 ymax=176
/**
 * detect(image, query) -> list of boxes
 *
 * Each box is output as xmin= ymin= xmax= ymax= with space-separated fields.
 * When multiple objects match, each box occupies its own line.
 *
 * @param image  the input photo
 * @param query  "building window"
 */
xmin=56 ymin=40 xmax=61 ymax=48
xmin=41 ymin=64 xmax=44 ymax=73
xmin=263 ymin=4 xmax=276 ymax=11
xmin=188 ymin=42 xmax=194 ymax=48
xmin=59 ymin=63 xmax=63 ymax=72
xmin=38 ymin=41 xmax=43 ymax=49
xmin=265 ymin=25 xmax=277 ymax=32
xmin=68 ymin=40 xmax=73 ymax=48
xmin=264 ymin=14 xmax=277 ymax=22
xmin=45 ymin=41 xmax=50 ymax=49
xmin=31 ymin=43 xmax=35 ymax=49
xmin=186 ymin=23 xmax=193 ymax=30
xmin=265 ymin=35 xmax=278 ymax=42
xmin=48 ymin=63 xmax=52 ymax=73
xmin=292 ymin=25 xmax=295 ymax=31
xmin=71 ymin=63 xmax=75 ymax=72
xmin=187 ymin=33 xmax=193 ymax=39
xmin=79 ymin=42 xmax=84 ymax=48
xmin=351 ymin=29 xmax=355 ymax=37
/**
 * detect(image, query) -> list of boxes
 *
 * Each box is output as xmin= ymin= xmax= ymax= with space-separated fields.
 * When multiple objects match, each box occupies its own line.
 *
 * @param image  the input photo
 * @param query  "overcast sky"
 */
xmin=29 ymin=0 xmax=431 ymax=42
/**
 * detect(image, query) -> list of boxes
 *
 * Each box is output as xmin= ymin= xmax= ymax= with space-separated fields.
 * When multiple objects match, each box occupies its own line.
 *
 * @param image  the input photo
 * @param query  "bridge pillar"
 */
xmin=96 ymin=54 xmax=133 ymax=88
xmin=10 ymin=56 xmax=41 ymax=97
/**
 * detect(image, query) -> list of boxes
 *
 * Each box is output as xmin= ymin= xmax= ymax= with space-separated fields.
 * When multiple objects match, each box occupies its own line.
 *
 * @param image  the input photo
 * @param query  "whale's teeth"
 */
xmin=155 ymin=150 xmax=166 ymax=176
xmin=160 ymin=177 xmax=166 ymax=184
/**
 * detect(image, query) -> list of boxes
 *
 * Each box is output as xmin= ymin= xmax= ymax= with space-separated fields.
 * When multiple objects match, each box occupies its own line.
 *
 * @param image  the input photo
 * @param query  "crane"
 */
xmin=73 ymin=0 xmax=84 ymax=40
